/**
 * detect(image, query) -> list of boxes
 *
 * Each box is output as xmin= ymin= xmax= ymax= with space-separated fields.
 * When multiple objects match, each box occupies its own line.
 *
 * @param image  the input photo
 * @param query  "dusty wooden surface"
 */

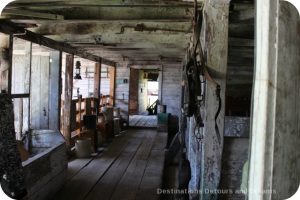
xmin=53 ymin=129 xmax=167 ymax=200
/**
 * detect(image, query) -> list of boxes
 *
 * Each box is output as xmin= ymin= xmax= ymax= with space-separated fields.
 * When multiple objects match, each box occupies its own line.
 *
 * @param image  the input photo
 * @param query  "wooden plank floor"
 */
xmin=129 ymin=115 xmax=157 ymax=128
xmin=52 ymin=129 xmax=167 ymax=200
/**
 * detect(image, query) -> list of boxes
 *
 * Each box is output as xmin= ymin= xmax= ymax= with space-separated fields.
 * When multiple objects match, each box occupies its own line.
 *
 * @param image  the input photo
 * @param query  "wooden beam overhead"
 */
xmin=30 ymin=21 xmax=192 ymax=35
xmin=6 ymin=4 xmax=194 ymax=9
xmin=1 ymin=9 xmax=64 ymax=20
xmin=46 ymin=33 xmax=191 ymax=49
xmin=0 ymin=20 xmax=115 ymax=66
xmin=4 ymin=7 xmax=193 ymax=21
xmin=7 ymin=0 xmax=201 ymax=8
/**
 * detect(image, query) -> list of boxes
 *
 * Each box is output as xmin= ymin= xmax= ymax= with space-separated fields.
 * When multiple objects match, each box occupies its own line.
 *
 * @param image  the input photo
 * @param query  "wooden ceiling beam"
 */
xmin=46 ymin=34 xmax=191 ymax=48
xmin=0 ymin=20 xmax=115 ymax=66
xmin=1 ymin=9 xmax=64 ymax=20
xmin=2 ymin=6 xmax=194 ymax=21
xmin=8 ymin=0 xmax=200 ymax=8
xmin=29 ymin=21 xmax=192 ymax=35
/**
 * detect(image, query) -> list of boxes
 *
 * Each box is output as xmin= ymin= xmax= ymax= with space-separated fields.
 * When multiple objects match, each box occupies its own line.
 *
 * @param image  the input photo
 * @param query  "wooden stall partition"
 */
xmin=109 ymin=65 xmax=116 ymax=106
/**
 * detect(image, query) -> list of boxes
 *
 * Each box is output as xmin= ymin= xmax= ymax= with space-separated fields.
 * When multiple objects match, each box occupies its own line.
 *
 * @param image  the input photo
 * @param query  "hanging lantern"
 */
xmin=74 ymin=61 xmax=82 ymax=80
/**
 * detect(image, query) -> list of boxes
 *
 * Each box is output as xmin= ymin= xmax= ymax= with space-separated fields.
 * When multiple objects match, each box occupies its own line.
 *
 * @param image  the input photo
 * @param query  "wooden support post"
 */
xmin=58 ymin=51 xmax=62 ymax=130
xmin=201 ymin=1 xmax=229 ymax=198
xmin=63 ymin=54 xmax=74 ymax=150
xmin=93 ymin=62 xmax=101 ymax=99
xmin=158 ymin=65 xmax=163 ymax=104
xmin=186 ymin=1 xmax=230 ymax=199
xmin=93 ymin=61 xmax=101 ymax=115
xmin=109 ymin=65 xmax=116 ymax=106
xmin=7 ymin=34 xmax=13 ymax=94
xmin=24 ymin=41 xmax=32 ymax=130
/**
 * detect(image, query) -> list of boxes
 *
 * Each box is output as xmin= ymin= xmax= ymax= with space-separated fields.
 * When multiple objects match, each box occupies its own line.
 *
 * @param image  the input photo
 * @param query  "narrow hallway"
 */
xmin=53 ymin=129 xmax=167 ymax=200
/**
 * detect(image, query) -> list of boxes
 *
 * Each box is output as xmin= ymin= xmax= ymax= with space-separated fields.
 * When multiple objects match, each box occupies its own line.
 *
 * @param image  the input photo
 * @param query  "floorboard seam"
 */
xmin=83 ymin=138 xmax=136 ymax=200
xmin=134 ymin=131 xmax=159 ymax=200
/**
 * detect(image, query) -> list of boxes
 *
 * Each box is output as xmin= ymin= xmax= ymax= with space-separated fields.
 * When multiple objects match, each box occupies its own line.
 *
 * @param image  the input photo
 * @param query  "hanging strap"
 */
xmin=215 ymin=85 xmax=222 ymax=144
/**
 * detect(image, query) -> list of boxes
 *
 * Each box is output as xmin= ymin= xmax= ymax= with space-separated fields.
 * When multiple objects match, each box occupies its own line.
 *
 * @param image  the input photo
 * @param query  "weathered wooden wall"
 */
xmin=161 ymin=64 xmax=181 ymax=117
xmin=100 ymin=65 xmax=110 ymax=96
xmin=219 ymin=138 xmax=249 ymax=200
xmin=49 ymin=51 xmax=61 ymax=130
xmin=185 ymin=0 xmax=230 ymax=199
xmin=115 ymin=64 xmax=130 ymax=121
xmin=30 ymin=55 xmax=50 ymax=129
xmin=11 ymin=48 xmax=30 ymax=138
xmin=72 ymin=59 xmax=95 ymax=98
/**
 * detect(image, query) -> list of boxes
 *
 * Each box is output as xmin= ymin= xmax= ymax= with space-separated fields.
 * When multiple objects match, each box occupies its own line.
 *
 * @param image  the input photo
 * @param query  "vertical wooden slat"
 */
xmin=7 ymin=34 xmax=13 ymax=94
xmin=58 ymin=51 xmax=62 ymax=131
xmin=25 ymin=41 xmax=32 ymax=130
xmin=40 ymin=56 xmax=50 ymax=129
xmin=49 ymin=51 xmax=61 ymax=130
xmin=63 ymin=54 xmax=74 ymax=150
xmin=109 ymin=65 xmax=116 ymax=106
xmin=158 ymin=65 xmax=163 ymax=104
xmin=30 ymin=56 xmax=40 ymax=128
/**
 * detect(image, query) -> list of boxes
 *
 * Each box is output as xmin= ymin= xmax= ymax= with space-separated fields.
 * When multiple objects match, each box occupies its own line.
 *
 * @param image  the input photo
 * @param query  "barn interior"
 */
xmin=0 ymin=0 xmax=299 ymax=200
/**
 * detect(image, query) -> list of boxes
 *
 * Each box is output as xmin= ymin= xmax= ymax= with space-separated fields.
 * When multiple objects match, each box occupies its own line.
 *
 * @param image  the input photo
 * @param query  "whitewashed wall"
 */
xmin=161 ymin=64 xmax=181 ymax=117
xmin=114 ymin=64 xmax=130 ymax=121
